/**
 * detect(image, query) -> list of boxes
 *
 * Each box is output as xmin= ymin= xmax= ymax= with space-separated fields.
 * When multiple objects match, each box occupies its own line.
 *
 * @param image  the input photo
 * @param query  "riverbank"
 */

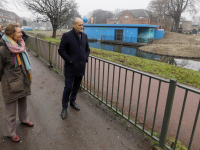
xmin=90 ymin=48 xmax=200 ymax=89
xmin=26 ymin=31 xmax=200 ymax=89
xmin=28 ymin=30 xmax=200 ymax=59
xmin=139 ymin=32 xmax=200 ymax=59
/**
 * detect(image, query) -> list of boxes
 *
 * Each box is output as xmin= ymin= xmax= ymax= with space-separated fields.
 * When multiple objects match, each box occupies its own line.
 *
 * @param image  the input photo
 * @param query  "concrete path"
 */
xmin=0 ymin=51 xmax=152 ymax=150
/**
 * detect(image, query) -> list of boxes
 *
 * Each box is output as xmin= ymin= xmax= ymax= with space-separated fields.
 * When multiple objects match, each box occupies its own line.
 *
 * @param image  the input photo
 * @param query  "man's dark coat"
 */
xmin=58 ymin=28 xmax=90 ymax=77
xmin=0 ymin=32 xmax=4 ymax=39
xmin=22 ymin=31 xmax=28 ymax=41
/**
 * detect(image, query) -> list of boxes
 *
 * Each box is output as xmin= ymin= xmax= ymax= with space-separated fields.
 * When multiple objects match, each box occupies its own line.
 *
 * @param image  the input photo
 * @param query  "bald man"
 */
xmin=58 ymin=17 xmax=90 ymax=119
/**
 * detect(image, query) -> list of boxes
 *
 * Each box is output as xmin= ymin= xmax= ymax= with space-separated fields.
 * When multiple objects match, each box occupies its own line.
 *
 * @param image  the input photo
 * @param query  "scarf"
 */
xmin=2 ymin=34 xmax=32 ymax=82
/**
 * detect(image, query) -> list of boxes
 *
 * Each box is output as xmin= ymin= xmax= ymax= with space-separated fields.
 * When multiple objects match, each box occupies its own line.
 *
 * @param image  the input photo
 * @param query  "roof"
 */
xmin=0 ymin=8 xmax=20 ymax=18
xmin=113 ymin=9 xmax=154 ymax=19
xmin=84 ymin=24 xmax=158 ymax=28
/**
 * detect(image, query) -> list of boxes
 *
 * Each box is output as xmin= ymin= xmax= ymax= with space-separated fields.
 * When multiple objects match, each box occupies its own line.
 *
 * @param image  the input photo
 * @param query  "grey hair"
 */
xmin=73 ymin=17 xmax=83 ymax=24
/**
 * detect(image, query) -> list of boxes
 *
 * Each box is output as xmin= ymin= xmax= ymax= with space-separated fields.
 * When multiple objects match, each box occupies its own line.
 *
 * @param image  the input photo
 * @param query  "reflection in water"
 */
xmin=175 ymin=59 xmax=200 ymax=71
xmin=89 ymin=42 xmax=160 ymax=60
xmin=89 ymin=42 xmax=200 ymax=71
xmin=160 ymin=57 xmax=177 ymax=66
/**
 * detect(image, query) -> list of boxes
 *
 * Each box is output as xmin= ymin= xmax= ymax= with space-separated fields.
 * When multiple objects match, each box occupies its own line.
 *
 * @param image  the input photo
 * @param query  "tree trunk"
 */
xmin=52 ymin=28 xmax=57 ymax=38
xmin=171 ymin=19 xmax=174 ymax=32
xmin=174 ymin=14 xmax=181 ymax=32
xmin=174 ymin=20 xmax=180 ymax=32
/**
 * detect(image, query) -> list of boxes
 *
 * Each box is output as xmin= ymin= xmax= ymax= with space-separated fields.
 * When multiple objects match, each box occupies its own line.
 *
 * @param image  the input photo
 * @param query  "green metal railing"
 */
xmin=26 ymin=35 xmax=200 ymax=150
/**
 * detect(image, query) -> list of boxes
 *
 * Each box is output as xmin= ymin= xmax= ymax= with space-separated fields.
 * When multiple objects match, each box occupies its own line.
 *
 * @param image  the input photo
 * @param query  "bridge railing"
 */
xmin=26 ymin=35 xmax=200 ymax=150
xmin=101 ymin=35 xmax=153 ymax=43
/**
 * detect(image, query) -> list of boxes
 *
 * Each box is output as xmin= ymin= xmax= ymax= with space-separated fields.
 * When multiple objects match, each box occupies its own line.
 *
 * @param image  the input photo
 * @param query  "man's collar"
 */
xmin=77 ymin=31 xmax=82 ymax=36
xmin=73 ymin=28 xmax=82 ymax=35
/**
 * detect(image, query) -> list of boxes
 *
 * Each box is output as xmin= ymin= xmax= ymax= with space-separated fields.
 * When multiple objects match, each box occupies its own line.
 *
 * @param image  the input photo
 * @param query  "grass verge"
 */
xmin=90 ymin=48 xmax=200 ymax=89
xmin=27 ymin=32 xmax=200 ymax=89
xmin=27 ymin=32 xmax=60 ymax=45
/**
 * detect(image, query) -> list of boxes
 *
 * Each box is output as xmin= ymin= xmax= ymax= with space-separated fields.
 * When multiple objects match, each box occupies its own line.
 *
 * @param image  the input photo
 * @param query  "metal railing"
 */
xmin=101 ymin=35 xmax=138 ymax=43
xmin=26 ymin=35 xmax=200 ymax=150
xmin=101 ymin=35 xmax=153 ymax=43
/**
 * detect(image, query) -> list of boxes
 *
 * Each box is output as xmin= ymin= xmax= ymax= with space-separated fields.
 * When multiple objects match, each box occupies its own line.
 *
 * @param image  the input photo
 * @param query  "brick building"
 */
xmin=182 ymin=21 xmax=198 ymax=31
xmin=0 ymin=8 xmax=20 ymax=27
xmin=107 ymin=9 xmax=162 ymax=29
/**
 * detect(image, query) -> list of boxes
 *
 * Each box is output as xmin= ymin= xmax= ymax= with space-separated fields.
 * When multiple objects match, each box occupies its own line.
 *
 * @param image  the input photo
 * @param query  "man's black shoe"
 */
xmin=61 ymin=108 xmax=67 ymax=119
xmin=70 ymin=102 xmax=80 ymax=110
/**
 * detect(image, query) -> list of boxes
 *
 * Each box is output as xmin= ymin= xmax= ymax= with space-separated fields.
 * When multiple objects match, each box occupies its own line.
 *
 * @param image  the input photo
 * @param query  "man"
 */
xmin=0 ymin=24 xmax=4 ymax=39
xmin=58 ymin=17 xmax=90 ymax=119
xmin=21 ymin=30 xmax=28 ymax=41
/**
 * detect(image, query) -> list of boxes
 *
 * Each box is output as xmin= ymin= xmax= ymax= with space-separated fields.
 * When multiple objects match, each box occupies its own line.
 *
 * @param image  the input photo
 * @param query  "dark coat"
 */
xmin=22 ymin=31 xmax=28 ymax=41
xmin=58 ymin=28 xmax=90 ymax=77
xmin=0 ymin=32 xmax=4 ymax=39
xmin=0 ymin=39 xmax=31 ymax=104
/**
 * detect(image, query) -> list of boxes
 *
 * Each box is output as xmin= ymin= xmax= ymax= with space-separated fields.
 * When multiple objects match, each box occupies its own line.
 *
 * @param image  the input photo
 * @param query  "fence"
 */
xmin=101 ymin=35 xmax=153 ymax=43
xmin=26 ymin=35 xmax=200 ymax=150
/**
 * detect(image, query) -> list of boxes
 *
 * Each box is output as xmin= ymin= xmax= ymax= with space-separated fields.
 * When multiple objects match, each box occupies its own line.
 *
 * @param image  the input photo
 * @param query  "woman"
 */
xmin=0 ymin=23 xmax=34 ymax=142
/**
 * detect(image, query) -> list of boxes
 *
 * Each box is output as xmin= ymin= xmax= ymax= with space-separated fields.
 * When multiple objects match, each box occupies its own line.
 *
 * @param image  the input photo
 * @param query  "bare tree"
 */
xmin=23 ymin=0 xmax=77 ymax=38
xmin=89 ymin=9 xmax=114 ymax=24
xmin=85 ymin=11 xmax=93 ymax=24
xmin=148 ymin=0 xmax=200 ymax=32
xmin=0 ymin=0 xmax=8 ymax=6
xmin=147 ymin=0 xmax=172 ymax=31
xmin=113 ymin=8 xmax=124 ymax=15
xmin=165 ymin=0 xmax=200 ymax=32
xmin=86 ymin=11 xmax=93 ymax=19
xmin=65 ymin=9 xmax=81 ymax=29
xmin=147 ymin=0 xmax=167 ymax=16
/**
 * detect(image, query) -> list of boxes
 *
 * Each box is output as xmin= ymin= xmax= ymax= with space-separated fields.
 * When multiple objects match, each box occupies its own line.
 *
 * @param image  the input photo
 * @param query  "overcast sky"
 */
xmin=6 ymin=0 xmax=193 ymax=20
xmin=76 ymin=0 xmax=150 ymax=16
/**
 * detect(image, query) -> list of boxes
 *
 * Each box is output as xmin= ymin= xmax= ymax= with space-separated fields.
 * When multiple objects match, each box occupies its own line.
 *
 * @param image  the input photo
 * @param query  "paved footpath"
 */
xmin=0 ymin=51 xmax=152 ymax=150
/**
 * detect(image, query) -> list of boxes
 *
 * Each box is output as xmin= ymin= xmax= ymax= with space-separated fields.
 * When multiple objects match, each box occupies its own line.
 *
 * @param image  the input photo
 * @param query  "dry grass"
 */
xmin=140 ymin=32 xmax=200 ymax=58
xmin=153 ymin=32 xmax=200 ymax=44
xmin=27 ymin=30 xmax=69 ymax=39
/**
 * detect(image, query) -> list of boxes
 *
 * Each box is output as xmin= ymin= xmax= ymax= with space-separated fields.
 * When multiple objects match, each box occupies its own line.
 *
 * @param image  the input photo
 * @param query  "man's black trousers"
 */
xmin=62 ymin=76 xmax=82 ymax=109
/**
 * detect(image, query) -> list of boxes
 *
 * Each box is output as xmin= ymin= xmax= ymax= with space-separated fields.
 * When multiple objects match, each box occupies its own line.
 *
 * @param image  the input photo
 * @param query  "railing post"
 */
xmin=159 ymin=79 xmax=177 ymax=148
xmin=25 ymin=36 xmax=30 ymax=51
xmin=35 ymin=37 xmax=39 ymax=57
xmin=188 ymin=99 xmax=200 ymax=150
xmin=49 ymin=41 xmax=53 ymax=68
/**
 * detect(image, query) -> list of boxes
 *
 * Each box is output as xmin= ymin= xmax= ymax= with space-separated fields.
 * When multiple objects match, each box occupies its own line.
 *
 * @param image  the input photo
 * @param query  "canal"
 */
xmin=89 ymin=42 xmax=200 ymax=71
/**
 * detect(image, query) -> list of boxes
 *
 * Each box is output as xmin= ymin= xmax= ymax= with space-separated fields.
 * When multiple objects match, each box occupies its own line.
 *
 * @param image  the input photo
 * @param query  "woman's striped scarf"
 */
xmin=2 ymin=34 xmax=32 ymax=82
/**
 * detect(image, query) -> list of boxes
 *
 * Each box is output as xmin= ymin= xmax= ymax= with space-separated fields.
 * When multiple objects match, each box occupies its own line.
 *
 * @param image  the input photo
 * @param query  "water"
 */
xmin=89 ymin=42 xmax=200 ymax=71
